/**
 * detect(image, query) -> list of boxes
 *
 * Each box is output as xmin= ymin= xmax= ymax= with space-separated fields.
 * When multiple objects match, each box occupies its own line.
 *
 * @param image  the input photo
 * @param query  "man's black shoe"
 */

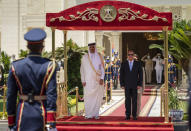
xmin=133 ymin=117 xmax=137 ymax=120
xmin=125 ymin=116 xmax=130 ymax=120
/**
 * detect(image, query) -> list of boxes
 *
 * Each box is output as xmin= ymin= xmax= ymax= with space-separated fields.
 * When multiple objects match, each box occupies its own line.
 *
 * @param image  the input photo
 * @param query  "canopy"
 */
xmin=46 ymin=1 xmax=172 ymax=122
xmin=46 ymin=1 xmax=172 ymax=31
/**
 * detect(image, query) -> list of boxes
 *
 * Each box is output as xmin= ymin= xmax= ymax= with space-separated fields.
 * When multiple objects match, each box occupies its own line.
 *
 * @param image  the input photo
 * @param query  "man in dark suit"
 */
xmin=120 ymin=50 xmax=143 ymax=120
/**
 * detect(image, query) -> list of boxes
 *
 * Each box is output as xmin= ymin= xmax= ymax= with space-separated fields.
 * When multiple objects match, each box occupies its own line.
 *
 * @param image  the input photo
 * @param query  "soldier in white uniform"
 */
xmin=141 ymin=54 xmax=153 ymax=84
xmin=152 ymin=53 xmax=163 ymax=84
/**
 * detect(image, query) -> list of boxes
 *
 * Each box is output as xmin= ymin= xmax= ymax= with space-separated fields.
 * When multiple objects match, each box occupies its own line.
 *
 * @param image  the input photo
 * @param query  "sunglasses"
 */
xmin=89 ymin=46 xmax=95 ymax=49
xmin=128 ymin=54 xmax=134 ymax=56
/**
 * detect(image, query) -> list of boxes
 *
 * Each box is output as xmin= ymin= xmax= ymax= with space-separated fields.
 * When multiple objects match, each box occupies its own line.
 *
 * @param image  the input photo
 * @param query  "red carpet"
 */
xmin=56 ymin=116 xmax=174 ymax=131
xmin=144 ymin=86 xmax=156 ymax=89
xmin=142 ymin=85 xmax=159 ymax=96
xmin=108 ymin=95 xmax=150 ymax=116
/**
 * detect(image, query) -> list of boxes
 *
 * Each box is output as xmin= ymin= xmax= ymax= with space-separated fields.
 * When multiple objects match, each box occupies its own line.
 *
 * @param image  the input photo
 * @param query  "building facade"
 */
xmin=0 ymin=0 xmax=191 ymax=59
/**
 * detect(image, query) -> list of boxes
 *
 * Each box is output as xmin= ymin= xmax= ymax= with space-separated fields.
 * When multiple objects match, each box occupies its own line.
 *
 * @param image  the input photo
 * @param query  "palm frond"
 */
xmin=149 ymin=44 xmax=164 ymax=51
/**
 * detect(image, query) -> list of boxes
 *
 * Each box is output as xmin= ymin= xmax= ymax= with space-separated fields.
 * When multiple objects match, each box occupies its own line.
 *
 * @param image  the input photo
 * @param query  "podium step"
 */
xmin=57 ymin=126 xmax=174 ymax=131
xmin=56 ymin=116 xmax=174 ymax=131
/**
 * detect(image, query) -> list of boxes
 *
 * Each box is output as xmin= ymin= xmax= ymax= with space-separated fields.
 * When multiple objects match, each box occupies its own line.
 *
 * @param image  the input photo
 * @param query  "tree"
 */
xmin=149 ymin=20 xmax=191 ymax=75
xmin=0 ymin=51 xmax=11 ymax=84
xmin=19 ymin=49 xmax=28 ymax=58
xmin=43 ymin=39 xmax=88 ymax=94
xmin=0 ymin=51 xmax=11 ymax=74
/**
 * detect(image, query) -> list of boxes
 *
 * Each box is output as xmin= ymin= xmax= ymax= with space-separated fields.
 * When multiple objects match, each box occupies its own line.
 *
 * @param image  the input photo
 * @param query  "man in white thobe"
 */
xmin=152 ymin=53 xmax=163 ymax=84
xmin=80 ymin=42 xmax=105 ymax=119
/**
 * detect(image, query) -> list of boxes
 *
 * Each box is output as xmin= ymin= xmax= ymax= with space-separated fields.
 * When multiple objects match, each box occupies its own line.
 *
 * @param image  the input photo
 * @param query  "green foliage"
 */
xmin=149 ymin=20 xmax=191 ymax=74
xmin=3 ymin=74 xmax=8 ymax=84
xmin=67 ymin=39 xmax=88 ymax=94
xmin=19 ymin=49 xmax=28 ymax=58
xmin=0 ymin=51 xmax=11 ymax=74
xmin=0 ymin=112 xmax=7 ymax=119
xmin=43 ymin=39 xmax=88 ymax=95
xmin=67 ymin=48 xmax=83 ymax=94
xmin=168 ymin=88 xmax=183 ymax=110
xmin=182 ymin=113 xmax=189 ymax=120
xmin=149 ymin=20 xmax=191 ymax=60
xmin=42 ymin=51 xmax=52 ymax=58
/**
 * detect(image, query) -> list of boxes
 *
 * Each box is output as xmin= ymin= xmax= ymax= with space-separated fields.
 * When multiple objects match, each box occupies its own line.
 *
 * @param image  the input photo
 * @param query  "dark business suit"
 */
xmin=120 ymin=60 xmax=143 ymax=118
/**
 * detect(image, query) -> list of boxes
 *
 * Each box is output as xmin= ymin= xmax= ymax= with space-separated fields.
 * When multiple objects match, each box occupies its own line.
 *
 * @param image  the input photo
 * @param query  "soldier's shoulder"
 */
xmin=41 ymin=57 xmax=51 ymax=62
xmin=12 ymin=57 xmax=25 ymax=64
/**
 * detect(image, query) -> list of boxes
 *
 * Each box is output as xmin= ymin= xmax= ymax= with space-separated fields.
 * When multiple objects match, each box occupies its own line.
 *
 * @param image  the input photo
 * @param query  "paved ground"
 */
xmin=100 ymin=96 xmax=125 ymax=115
xmin=0 ymin=120 xmax=8 ymax=131
xmin=148 ymin=96 xmax=161 ymax=116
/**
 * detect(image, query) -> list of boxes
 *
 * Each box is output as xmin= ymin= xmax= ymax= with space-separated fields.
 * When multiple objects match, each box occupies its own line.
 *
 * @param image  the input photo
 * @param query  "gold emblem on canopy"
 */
xmin=100 ymin=5 xmax=117 ymax=22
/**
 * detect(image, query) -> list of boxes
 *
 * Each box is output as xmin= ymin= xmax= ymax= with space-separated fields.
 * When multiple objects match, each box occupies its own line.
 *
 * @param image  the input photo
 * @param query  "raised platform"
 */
xmin=56 ymin=116 xmax=174 ymax=131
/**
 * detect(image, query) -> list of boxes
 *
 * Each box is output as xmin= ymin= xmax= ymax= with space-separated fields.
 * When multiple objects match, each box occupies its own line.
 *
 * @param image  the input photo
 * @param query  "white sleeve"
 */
xmin=101 ymin=64 xmax=105 ymax=80
xmin=80 ymin=56 xmax=85 ymax=83
xmin=152 ymin=57 xmax=156 ymax=61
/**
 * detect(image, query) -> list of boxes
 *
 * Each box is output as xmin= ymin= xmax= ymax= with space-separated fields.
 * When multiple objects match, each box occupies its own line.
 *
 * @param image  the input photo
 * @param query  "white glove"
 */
xmin=48 ymin=128 xmax=57 ymax=131
xmin=10 ymin=129 xmax=15 ymax=131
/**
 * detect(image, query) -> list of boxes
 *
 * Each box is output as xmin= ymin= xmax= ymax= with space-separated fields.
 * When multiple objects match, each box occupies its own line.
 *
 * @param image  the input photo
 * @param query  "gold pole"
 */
xmin=63 ymin=30 xmax=68 ymax=115
xmin=62 ymin=83 xmax=68 ymax=116
xmin=63 ymin=30 xmax=68 ymax=86
xmin=160 ymin=87 xmax=165 ymax=117
xmin=76 ymin=87 xmax=79 ymax=115
xmin=51 ymin=27 xmax=55 ymax=59
xmin=105 ymin=81 xmax=108 ymax=104
xmin=143 ymin=68 xmax=145 ymax=93
xmin=163 ymin=26 xmax=169 ymax=123
xmin=110 ymin=79 xmax=112 ymax=101
xmin=2 ymin=84 xmax=7 ymax=120
xmin=160 ymin=87 xmax=163 ymax=117
xmin=56 ymin=83 xmax=61 ymax=118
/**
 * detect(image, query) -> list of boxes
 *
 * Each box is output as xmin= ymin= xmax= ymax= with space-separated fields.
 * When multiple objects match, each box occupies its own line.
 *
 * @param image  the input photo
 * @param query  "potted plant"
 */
xmin=168 ymin=87 xmax=184 ymax=121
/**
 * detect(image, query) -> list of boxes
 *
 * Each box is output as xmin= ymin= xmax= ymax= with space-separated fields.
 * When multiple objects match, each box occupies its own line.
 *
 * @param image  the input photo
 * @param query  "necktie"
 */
xmin=130 ymin=61 xmax=132 ymax=71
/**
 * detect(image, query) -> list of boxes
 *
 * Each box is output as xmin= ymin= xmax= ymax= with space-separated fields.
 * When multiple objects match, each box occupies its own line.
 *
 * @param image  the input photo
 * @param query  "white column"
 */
xmin=95 ymin=31 xmax=104 ymax=47
xmin=184 ymin=5 xmax=191 ymax=21
xmin=85 ymin=31 xmax=89 ymax=46
xmin=1 ymin=0 xmax=19 ymax=57
xmin=119 ymin=34 xmax=122 ymax=61
xmin=111 ymin=32 xmax=122 ymax=58
xmin=108 ymin=37 xmax=112 ymax=59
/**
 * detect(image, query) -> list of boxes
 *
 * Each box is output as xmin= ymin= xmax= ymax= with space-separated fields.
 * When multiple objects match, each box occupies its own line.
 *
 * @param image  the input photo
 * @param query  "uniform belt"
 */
xmin=19 ymin=95 xmax=47 ymax=101
xmin=105 ymin=72 xmax=112 ymax=74
xmin=169 ymin=71 xmax=174 ymax=73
